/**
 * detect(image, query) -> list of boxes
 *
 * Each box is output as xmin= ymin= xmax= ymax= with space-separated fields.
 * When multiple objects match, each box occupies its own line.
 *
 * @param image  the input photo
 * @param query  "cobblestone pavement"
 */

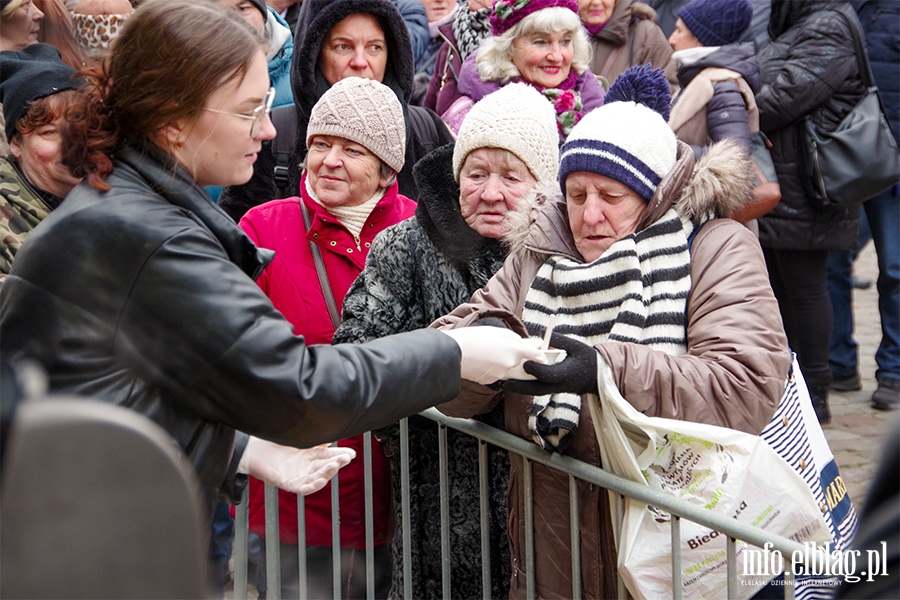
xmin=823 ymin=243 xmax=897 ymax=513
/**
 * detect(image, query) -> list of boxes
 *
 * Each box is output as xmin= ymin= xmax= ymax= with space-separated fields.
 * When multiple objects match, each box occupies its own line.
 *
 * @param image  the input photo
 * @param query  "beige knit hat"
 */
xmin=452 ymin=83 xmax=559 ymax=185
xmin=306 ymin=77 xmax=407 ymax=174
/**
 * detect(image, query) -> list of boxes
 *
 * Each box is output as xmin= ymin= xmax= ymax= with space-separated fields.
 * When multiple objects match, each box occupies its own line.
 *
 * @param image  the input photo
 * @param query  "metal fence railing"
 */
xmin=231 ymin=408 xmax=829 ymax=600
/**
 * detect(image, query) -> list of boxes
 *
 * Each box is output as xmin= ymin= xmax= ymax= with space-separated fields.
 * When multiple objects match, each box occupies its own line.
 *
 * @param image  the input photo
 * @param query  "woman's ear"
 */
xmin=379 ymin=171 xmax=398 ymax=189
xmin=8 ymin=135 xmax=22 ymax=160
xmin=161 ymin=122 xmax=187 ymax=150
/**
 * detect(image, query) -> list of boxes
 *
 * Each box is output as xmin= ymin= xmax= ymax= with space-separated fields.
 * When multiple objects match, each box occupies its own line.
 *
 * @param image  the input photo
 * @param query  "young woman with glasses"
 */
xmin=0 ymin=0 xmax=543 ymax=522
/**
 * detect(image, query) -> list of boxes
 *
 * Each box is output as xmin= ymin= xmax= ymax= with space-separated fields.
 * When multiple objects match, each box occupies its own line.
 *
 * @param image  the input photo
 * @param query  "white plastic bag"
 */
xmin=588 ymin=357 xmax=832 ymax=600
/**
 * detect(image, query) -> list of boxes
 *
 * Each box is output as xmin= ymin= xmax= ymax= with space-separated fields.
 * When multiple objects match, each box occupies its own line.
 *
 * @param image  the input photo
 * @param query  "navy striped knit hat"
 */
xmin=558 ymin=66 xmax=676 ymax=202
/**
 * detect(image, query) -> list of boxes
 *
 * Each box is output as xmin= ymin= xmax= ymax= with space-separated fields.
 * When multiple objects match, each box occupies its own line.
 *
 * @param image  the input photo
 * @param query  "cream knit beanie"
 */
xmin=306 ymin=77 xmax=406 ymax=173
xmin=452 ymin=83 xmax=559 ymax=185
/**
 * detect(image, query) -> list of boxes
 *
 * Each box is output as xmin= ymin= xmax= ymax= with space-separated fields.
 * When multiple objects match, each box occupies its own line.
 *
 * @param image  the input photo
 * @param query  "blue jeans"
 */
xmin=208 ymin=502 xmax=234 ymax=595
xmin=827 ymin=187 xmax=900 ymax=382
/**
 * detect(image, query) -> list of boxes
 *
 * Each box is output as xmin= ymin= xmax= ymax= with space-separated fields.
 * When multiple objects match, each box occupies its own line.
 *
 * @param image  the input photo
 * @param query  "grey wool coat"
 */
xmin=332 ymin=143 xmax=511 ymax=600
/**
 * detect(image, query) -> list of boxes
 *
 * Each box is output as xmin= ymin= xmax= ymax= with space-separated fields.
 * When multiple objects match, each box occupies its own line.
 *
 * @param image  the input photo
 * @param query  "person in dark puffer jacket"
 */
xmin=667 ymin=0 xmax=756 ymax=159
xmin=218 ymin=0 xmax=453 ymax=222
xmin=755 ymin=0 xmax=865 ymax=424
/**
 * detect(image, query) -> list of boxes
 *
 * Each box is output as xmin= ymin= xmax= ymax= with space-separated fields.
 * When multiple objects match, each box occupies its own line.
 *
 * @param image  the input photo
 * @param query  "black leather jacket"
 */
xmin=0 ymin=144 xmax=461 ymax=516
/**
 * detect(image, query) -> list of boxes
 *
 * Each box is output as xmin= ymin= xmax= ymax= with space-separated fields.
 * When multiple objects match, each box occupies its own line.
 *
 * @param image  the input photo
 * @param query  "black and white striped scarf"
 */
xmin=522 ymin=209 xmax=694 ymax=452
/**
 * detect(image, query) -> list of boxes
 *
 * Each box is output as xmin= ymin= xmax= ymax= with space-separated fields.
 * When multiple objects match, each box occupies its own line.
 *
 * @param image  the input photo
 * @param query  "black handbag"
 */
xmin=800 ymin=6 xmax=900 ymax=210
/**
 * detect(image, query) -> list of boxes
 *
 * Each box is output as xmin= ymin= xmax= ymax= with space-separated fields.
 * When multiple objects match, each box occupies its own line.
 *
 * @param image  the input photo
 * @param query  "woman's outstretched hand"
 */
xmin=503 ymin=331 xmax=599 ymax=396
xmin=237 ymin=437 xmax=356 ymax=495
xmin=439 ymin=327 xmax=545 ymax=385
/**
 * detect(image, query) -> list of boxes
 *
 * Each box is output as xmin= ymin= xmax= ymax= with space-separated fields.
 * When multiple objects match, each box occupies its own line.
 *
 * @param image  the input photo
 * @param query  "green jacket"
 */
xmin=0 ymin=156 xmax=53 ymax=281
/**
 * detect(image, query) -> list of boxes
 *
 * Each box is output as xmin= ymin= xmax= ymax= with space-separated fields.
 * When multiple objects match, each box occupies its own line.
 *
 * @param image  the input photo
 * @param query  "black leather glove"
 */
xmin=503 ymin=331 xmax=599 ymax=396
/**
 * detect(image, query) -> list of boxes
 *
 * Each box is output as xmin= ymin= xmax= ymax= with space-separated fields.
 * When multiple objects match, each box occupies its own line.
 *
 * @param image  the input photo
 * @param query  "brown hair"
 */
xmin=61 ymin=0 xmax=264 ymax=190
xmin=34 ymin=0 xmax=90 ymax=70
xmin=12 ymin=89 xmax=82 ymax=140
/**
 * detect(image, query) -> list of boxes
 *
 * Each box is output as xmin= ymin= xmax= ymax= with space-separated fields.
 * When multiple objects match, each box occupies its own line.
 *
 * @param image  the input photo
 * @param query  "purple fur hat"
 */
xmin=490 ymin=0 xmax=579 ymax=36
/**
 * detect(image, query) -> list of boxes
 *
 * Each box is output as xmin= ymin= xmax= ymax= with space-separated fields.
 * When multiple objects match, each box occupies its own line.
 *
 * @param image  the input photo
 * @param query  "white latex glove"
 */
xmin=237 ymin=437 xmax=356 ymax=495
xmin=440 ymin=327 xmax=546 ymax=385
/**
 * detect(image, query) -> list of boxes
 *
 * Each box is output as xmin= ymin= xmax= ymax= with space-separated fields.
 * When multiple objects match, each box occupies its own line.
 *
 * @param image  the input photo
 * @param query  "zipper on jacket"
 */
xmin=353 ymin=234 xmax=361 ymax=251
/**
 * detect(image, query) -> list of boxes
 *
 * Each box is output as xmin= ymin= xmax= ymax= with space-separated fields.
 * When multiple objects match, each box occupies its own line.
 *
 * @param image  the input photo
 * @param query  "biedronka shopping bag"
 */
xmin=588 ymin=356 xmax=854 ymax=600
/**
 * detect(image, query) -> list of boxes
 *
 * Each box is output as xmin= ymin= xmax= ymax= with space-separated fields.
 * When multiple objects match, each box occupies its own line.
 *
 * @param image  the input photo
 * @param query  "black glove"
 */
xmin=503 ymin=331 xmax=599 ymax=396
xmin=469 ymin=316 xmax=508 ymax=329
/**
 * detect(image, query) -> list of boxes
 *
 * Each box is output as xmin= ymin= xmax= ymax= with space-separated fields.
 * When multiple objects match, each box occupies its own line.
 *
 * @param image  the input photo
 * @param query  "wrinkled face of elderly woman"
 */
xmin=565 ymin=171 xmax=645 ymax=262
xmin=459 ymin=148 xmax=536 ymax=239
xmin=0 ymin=0 xmax=44 ymax=51
xmin=307 ymin=134 xmax=393 ymax=208
xmin=511 ymin=28 xmax=574 ymax=89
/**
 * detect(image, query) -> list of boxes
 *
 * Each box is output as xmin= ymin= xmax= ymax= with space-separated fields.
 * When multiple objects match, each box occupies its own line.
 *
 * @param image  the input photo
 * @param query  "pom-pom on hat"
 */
xmin=0 ymin=43 xmax=83 ymax=142
xmin=490 ymin=0 xmax=579 ymax=36
xmin=307 ymin=77 xmax=407 ymax=174
xmin=453 ymin=83 xmax=559 ymax=184
xmin=559 ymin=65 xmax=676 ymax=202
xmin=677 ymin=0 xmax=752 ymax=47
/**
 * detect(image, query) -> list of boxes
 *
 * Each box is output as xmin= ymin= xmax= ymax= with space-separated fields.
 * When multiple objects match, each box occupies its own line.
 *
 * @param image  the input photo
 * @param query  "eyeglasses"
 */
xmin=204 ymin=87 xmax=275 ymax=137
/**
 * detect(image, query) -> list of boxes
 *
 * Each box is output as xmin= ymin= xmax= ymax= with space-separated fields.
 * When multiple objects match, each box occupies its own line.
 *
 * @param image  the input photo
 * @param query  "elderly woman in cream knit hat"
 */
xmin=237 ymin=76 xmax=417 ymax=600
xmin=333 ymin=82 xmax=559 ymax=600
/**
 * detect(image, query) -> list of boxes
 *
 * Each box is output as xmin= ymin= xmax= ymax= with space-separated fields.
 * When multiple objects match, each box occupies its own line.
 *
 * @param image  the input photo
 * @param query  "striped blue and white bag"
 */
xmin=589 ymin=354 xmax=856 ymax=600
xmin=758 ymin=354 xmax=858 ymax=599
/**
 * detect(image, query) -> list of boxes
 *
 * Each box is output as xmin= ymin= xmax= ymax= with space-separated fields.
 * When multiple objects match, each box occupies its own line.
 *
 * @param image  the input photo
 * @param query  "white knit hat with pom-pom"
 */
xmin=452 ymin=83 xmax=559 ymax=185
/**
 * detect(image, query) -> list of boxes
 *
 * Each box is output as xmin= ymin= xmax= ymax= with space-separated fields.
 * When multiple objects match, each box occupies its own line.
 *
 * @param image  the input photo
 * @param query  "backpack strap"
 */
xmin=408 ymin=105 xmax=439 ymax=154
xmin=271 ymin=104 xmax=299 ymax=199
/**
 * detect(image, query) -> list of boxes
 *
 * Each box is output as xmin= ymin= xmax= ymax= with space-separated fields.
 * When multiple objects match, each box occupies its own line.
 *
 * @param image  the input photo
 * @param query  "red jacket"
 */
xmin=238 ymin=174 xmax=416 ymax=546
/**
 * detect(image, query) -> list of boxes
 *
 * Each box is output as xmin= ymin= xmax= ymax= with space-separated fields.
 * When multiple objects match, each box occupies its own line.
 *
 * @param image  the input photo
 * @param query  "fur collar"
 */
xmin=507 ymin=139 xmax=755 ymax=258
xmin=412 ymin=143 xmax=508 ymax=269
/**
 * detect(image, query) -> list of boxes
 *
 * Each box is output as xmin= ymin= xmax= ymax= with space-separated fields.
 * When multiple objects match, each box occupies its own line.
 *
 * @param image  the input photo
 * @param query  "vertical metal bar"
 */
xmin=671 ymin=515 xmax=682 ymax=600
xmin=332 ymin=444 xmax=341 ymax=600
xmin=364 ymin=432 xmax=375 ymax=600
xmin=569 ymin=476 xmax=581 ymax=600
xmin=479 ymin=440 xmax=491 ymax=600
xmin=297 ymin=494 xmax=307 ymax=600
xmin=615 ymin=495 xmax=625 ymax=600
xmin=727 ymin=537 xmax=737 ymax=599
xmin=400 ymin=418 xmax=412 ymax=600
xmin=783 ymin=561 xmax=795 ymax=600
xmin=265 ymin=483 xmax=282 ymax=600
xmin=524 ymin=458 xmax=535 ymax=600
xmin=439 ymin=424 xmax=452 ymax=600
xmin=233 ymin=487 xmax=249 ymax=600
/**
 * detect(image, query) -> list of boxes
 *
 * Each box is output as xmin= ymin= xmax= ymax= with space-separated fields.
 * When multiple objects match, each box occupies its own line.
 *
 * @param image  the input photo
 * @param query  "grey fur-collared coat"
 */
xmin=332 ymin=144 xmax=511 ymax=599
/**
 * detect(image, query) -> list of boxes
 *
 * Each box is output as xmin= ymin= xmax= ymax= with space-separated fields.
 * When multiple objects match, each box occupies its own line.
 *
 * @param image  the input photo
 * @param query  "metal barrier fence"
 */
xmin=231 ymin=408 xmax=828 ymax=600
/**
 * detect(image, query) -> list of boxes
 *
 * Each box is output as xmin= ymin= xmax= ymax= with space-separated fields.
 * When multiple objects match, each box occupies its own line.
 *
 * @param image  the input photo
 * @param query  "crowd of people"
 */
xmin=0 ymin=0 xmax=897 ymax=598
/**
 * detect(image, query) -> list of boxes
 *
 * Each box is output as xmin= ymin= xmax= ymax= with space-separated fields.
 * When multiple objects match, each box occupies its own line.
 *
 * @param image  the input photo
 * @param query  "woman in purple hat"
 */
xmin=441 ymin=0 xmax=605 ymax=141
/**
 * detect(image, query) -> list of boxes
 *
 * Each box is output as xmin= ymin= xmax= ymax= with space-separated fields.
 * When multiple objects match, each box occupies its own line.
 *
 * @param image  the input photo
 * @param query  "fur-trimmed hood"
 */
xmin=506 ymin=139 xmax=755 ymax=257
